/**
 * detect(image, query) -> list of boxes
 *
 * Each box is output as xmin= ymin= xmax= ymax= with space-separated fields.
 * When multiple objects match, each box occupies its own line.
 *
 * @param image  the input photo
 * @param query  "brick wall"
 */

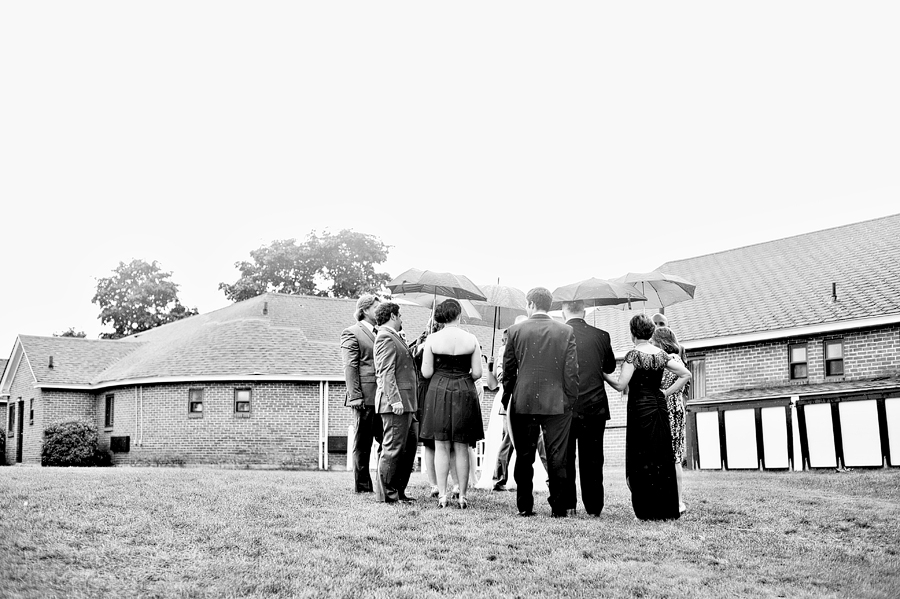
xmin=100 ymin=381 xmax=327 ymax=469
xmin=697 ymin=324 xmax=900 ymax=395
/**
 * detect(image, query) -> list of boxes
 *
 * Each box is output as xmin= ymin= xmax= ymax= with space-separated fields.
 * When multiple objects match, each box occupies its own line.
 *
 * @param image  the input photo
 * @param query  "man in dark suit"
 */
xmin=561 ymin=300 xmax=616 ymax=516
xmin=340 ymin=294 xmax=383 ymax=493
xmin=502 ymin=287 xmax=579 ymax=517
xmin=373 ymin=301 xmax=419 ymax=504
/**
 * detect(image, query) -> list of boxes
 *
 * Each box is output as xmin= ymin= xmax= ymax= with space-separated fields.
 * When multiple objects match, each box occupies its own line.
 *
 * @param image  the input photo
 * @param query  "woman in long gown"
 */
xmin=651 ymin=325 xmax=688 ymax=514
xmin=604 ymin=313 xmax=691 ymax=520
xmin=420 ymin=299 xmax=485 ymax=508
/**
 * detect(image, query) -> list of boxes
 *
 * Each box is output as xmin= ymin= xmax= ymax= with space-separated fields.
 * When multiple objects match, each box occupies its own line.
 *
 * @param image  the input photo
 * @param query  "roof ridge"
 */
xmin=659 ymin=212 xmax=900 ymax=268
xmin=18 ymin=334 xmax=127 ymax=344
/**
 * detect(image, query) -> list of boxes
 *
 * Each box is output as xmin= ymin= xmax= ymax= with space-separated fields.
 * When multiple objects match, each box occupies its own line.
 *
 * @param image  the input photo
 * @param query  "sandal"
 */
xmin=438 ymin=495 xmax=449 ymax=509
xmin=458 ymin=496 xmax=468 ymax=509
xmin=429 ymin=486 xmax=440 ymax=498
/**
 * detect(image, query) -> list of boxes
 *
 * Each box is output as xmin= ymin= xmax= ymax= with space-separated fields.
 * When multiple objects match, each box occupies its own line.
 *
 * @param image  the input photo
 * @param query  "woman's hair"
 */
xmin=434 ymin=298 xmax=462 ymax=324
xmin=428 ymin=318 xmax=445 ymax=334
xmin=651 ymin=326 xmax=680 ymax=354
xmin=630 ymin=313 xmax=657 ymax=341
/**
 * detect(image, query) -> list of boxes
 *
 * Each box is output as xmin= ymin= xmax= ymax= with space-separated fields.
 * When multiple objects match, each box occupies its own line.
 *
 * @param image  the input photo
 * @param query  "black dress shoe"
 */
xmin=550 ymin=510 xmax=568 ymax=518
xmin=518 ymin=510 xmax=535 ymax=517
xmin=398 ymin=495 xmax=417 ymax=503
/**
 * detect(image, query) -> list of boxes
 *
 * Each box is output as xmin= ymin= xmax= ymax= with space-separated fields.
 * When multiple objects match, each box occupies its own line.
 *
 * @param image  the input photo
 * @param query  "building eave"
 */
xmin=35 ymin=373 xmax=346 ymax=391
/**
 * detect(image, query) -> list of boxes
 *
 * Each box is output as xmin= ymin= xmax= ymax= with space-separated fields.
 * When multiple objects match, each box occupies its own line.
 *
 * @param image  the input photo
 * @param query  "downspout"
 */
xmin=318 ymin=381 xmax=324 ymax=470
xmin=324 ymin=381 xmax=330 ymax=470
xmin=138 ymin=385 xmax=144 ymax=447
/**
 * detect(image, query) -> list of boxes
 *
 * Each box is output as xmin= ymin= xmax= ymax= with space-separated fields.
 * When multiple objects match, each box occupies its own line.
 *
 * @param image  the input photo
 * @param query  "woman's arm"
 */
xmin=662 ymin=357 xmax=691 ymax=397
xmin=421 ymin=339 xmax=435 ymax=379
xmin=603 ymin=362 xmax=635 ymax=393
xmin=470 ymin=341 xmax=483 ymax=380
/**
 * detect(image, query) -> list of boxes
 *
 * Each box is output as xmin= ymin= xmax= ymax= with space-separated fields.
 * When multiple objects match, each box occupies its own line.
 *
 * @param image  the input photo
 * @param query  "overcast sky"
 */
xmin=1 ymin=2 xmax=898 ymax=353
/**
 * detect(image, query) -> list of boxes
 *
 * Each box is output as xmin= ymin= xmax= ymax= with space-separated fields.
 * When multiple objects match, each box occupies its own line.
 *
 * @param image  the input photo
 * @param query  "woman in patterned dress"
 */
xmin=603 ymin=314 xmax=691 ymax=520
xmin=652 ymin=326 xmax=688 ymax=514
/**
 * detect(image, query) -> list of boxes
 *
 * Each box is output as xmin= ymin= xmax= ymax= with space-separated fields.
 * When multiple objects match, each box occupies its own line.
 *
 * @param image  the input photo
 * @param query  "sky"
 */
xmin=1 ymin=2 xmax=898 ymax=354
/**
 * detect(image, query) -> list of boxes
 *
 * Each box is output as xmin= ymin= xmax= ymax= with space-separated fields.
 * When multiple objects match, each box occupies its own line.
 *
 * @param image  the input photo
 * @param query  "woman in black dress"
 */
xmin=420 ymin=299 xmax=484 ymax=508
xmin=604 ymin=313 xmax=691 ymax=520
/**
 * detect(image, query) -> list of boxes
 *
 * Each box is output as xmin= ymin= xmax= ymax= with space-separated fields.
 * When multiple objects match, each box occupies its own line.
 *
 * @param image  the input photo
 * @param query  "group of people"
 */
xmin=340 ymin=286 xmax=691 ymax=520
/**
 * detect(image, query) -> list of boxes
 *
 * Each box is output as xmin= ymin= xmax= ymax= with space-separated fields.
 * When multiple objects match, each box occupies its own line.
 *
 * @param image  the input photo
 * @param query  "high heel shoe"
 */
xmin=438 ymin=495 xmax=448 ymax=508
xmin=458 ymin=496 xmax=468 ymax=509
xmin=429 ymin=486 xmax=440 ymax=498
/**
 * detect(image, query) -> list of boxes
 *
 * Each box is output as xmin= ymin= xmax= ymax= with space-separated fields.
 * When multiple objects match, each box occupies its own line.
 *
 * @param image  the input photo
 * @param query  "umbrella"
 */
xmin=550 ymin=277 xmax=646 ymax=310
xmin=393 ymin=294 xmax=483 ymax=320
xmin=471 ymin=283 xmax=528 ymax=358
xmin=387 ymin=268 xmax=487 ymax=302
xmin=612 ymin=271 xmax=697 ymax=311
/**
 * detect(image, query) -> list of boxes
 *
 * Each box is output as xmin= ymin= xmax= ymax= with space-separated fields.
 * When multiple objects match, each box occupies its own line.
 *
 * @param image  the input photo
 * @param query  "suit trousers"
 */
xmin=509 ymin=411 xmax=572 ymax=515
xmin=351 ymin=405 xmax=383 ymax=493
xmin=377 ymin=412 xmax=418 ymax=503
xmin=565 ymin=414 xmax=607 ymax=514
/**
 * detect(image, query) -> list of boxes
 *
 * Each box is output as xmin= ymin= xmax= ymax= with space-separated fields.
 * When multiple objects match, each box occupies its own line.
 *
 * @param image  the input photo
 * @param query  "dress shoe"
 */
xmin=458 ymin=496 xmax=468 ymax=509
xmin=398 ymin=495 xmax=417 ymax=503
xmin=518 ymin=510 xmax=535 ymax=517
xmin=438 ymin=495 xmax=449 ymax=508
xmin=429 ymin=486 xmax=440 ymax=498
xmin=550 ymin=510 xmax=568 ymax=518
xmin=492 ymin=483 xmax=507 ymax=492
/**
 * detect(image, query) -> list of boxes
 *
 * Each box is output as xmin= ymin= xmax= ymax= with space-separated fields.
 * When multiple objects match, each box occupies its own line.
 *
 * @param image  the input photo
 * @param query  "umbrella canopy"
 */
xmin=612 ymin=271 xmax=697 ymax=310
xmin=393 ymin=294 xmax=483 ymax=320
xmin=471 ymin=283 xmax=528 ymax=330
xmin=387 ymin=268 xmax=487 ymax=302
xmin=550 ymin=277 xmax=647 ymax=310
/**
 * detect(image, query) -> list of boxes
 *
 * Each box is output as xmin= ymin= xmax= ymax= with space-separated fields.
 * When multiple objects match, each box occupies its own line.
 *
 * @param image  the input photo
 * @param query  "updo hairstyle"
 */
xmin=434 ymin=298 xmax=462 ymax=324
xmin=629 ymin=313 xmax=657 ymax=341
xmin=651 ymin=326 xmax=680 ymax=354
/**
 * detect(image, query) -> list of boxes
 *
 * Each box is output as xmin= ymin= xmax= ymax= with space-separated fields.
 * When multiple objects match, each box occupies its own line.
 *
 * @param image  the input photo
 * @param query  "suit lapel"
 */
xmin=359 ymin=323 xmax=376 ymax=343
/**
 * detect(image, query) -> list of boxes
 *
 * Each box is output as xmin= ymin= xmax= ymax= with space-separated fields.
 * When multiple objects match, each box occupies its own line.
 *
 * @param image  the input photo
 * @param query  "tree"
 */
xmin=93 ymin=259 xmax=199 ymax=339
xmin=54 ymin=328 xmax=87 ymax=338
xmin=219 ymin=230 xmax=391 ymax=302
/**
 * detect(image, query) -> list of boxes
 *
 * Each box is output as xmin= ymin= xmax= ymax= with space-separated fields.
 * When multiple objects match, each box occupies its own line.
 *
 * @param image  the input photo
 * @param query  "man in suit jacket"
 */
xmin=373 ymin=301 xmax=419 ymax=503
xmin=562 ymin=300 xmax=616 ymax=516
xmin=502 ymin=287 xmax=579 ymax=517
xmin=340 ymin=294 xmax=383 ymax=493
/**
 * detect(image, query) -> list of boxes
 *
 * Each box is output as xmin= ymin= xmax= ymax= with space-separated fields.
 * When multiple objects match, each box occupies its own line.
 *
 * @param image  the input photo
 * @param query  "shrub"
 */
xmin=0 ymin=430 xmax=5 ymax=466
xmin=42 ymin=420 xmax=100 ymax=467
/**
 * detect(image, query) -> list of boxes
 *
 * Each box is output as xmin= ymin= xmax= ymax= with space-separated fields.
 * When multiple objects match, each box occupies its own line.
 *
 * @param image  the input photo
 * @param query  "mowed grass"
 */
xmin=1 ymin=466 xmax=898 ymax=599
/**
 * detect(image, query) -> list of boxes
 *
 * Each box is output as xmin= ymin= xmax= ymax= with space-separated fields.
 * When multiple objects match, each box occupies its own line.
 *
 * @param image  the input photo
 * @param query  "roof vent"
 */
xmin=49 ymin=356 xmax=54 ymax=369
xmin=832 ymin=282 xmax=838 ymax=303
xmin=263 ymin=301 xmax=268 ymax=315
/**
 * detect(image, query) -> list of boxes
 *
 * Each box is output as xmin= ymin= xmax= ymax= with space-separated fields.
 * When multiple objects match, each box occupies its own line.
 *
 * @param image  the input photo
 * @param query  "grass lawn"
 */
xmin=1 ymin=465 xmax=898 ymax=599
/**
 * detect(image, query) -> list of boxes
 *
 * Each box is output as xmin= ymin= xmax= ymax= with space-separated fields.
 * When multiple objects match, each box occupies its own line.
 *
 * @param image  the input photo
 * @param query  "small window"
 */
xmin=789 ymin=344 xmax=808 ymax=380
xmin=825 ymin=339 xmax=844 ymax=376
xmin=7 ymin=403 xmax=14 ymax=433
xmin=234 ymin=389 xmax=252 ymax=416
xmin=105 ymin=394 xmax=115 ymax=428
xmin=29 ymin=399 xmax=34 ymax=425
xmin=189 ymin=388 xmax=204 ymax=417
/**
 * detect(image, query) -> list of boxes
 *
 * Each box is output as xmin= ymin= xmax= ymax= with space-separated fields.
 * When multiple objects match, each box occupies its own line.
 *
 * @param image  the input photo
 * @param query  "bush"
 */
xmin=0 ymin=430 xmax=5 ymax=466
xmin=42 ymin=420 xmax=101 ymax=467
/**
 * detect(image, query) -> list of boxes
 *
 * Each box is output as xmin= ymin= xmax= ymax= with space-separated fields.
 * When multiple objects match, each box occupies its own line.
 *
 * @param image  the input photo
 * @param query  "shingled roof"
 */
xmin=2 ymin=293 xmax=505 ymax=390
xmin=587 ymin=213 xmax=900 ymax=351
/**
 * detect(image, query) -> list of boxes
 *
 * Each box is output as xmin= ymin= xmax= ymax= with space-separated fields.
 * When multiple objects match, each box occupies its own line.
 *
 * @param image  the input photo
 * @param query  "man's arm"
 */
xmin=600 ymin=331 xmax=616 ymax=375
xmin=374 ymin=335 xmax=403 ymax=413
xmin=501 ymin=332 xmax=518 ymax=408
xmin=340 ymin=328 xmax=364 ymax=408
xmin=564 ymin=329 xmax=579 ymax=409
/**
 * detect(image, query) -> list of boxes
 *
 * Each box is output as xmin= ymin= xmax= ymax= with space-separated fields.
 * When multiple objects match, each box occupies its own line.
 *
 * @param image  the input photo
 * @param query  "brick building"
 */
xmin=590 ymin=213 xmax=900 ymax=471
xmin=1 ymin=294 xmax=504 ymax=468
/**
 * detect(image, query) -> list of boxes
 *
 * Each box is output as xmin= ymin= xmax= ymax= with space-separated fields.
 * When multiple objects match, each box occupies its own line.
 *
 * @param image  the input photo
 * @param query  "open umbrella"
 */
xmin=393 ymin=294 xmax=483 ymax=320
xmin=550 ymin=277 xmax=646 ymax=310
xmin=612 ymin=271 xmax=696 ymax=311
xmin=387 ymin=268 xmax=487 ymax=302
xmin=471 ymin=283 xmax=528 ymax=359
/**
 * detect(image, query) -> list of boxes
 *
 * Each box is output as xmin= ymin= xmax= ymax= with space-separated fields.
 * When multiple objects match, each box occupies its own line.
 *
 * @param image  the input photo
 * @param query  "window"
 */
xmin=188 ymin=388 xmax=204 ymax=417
xmin=234 ymin=389 xmax=252 ymax=416
xmin=687 ymin=357 xmax=706 ymax=400
xmin=8 ymin=402 xmax=14 ymax=433
xmin=105 ymin=394 xmax=115 ymax=428
xmin=29 ymin=399 xmax=33 ymax=425
xmin=824 ymin=339 xmax=844 ymax=376
xmin=789 ymin=344 xmax=808 ymax=380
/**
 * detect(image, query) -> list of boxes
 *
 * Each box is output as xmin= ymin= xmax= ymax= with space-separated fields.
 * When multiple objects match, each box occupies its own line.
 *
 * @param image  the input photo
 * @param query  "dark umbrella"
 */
xmin=550 ymin=277 xmax=646 ymax=310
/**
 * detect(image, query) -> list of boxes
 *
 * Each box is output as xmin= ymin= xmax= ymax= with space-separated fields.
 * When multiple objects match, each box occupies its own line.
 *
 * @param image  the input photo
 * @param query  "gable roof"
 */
xmin=587 ymin=213 xmax=900 ymax=350
xmin=17 ymin=293 xmax=502 ymax=389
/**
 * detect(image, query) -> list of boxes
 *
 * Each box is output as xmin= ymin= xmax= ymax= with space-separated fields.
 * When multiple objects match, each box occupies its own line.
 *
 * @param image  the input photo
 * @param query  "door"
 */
xmin=16 ymin=400 xmax=24 ymax=463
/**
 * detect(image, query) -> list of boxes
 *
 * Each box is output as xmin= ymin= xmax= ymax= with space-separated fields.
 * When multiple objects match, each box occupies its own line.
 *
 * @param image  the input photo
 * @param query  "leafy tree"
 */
xmin=219 ymin=230 xmax=391 ymax=302
xmin=93 ymin=259 xmax=198 ymax=339
xmin=54 ymin=328 xmax=87 ymax=338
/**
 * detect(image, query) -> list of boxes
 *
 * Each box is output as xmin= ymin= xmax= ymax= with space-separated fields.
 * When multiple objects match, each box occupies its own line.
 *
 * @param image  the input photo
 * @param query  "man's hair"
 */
xmin=651 ymin=312 xmax=668 ymax=327
xmin=526 ymin=287 xmax=553 ymax=312
xmin=374 ymin=302 xmax=400 ymax=326
xmin=630 ymin=313 xmax=657 ymax=341
xmin=355 ymin=294 xmax=380 ymax=321
xmin=651 ymin=326 xmax=680 ymax=354
xmin=435 ymin=298 xmax=462 ymax=324
xmin=561 ymin=300 xmax=585 ymax=314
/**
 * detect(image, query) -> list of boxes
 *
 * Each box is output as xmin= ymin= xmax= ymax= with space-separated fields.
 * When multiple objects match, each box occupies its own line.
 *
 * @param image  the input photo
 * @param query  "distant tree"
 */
xmin=219 ymin=230 xmax=391 ymax=302
xmin=93 ymin=259 xmax=199 ymax=339
xmin=54 ymin=328 xmax=87 ymax=338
